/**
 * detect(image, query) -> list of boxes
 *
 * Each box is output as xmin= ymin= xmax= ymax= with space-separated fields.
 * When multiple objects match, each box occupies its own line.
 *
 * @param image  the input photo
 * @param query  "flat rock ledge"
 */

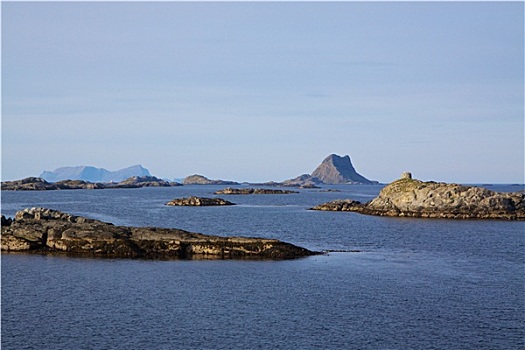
xmin=214 ymin=187 xmax=299 ymax=195
xmin=311 ymin=175 xmax=525 ymax=220
xmin=1 ymin=208 xmax=317 ymax=259
xmin=166 ymin=196 xmax=235 ymax=206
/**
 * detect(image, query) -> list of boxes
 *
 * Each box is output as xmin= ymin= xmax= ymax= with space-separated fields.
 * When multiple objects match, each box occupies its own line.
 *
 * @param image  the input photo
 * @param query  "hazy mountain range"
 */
xmin=40 ymin=165 xmax=151 ymax=183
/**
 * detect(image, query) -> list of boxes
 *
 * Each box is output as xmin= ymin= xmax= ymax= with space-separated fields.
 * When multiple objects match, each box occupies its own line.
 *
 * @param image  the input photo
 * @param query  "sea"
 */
xmin=1 ymin=184 xmax=524 ymax=349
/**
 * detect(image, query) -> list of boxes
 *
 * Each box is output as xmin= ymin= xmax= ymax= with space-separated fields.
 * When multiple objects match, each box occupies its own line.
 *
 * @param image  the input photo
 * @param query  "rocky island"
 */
xmin=182 ymin=174 xmax=239 ymax=185
xmin=214 ymin=188 xmax=299 ymax=195
xmin=166 ymin=196 xmax=235 ymax=206
xmin=312 ymin=172 xmax=525 ymax=220
xmin=310 ymin=154 xmax=377 ymax=184
xmin=1 ymin=176 xmax=180 ymax=191
xmin=1 ymin=208 xmax=316 ymax=259
xmin=278 ymin=154 xmax=378 ymax=187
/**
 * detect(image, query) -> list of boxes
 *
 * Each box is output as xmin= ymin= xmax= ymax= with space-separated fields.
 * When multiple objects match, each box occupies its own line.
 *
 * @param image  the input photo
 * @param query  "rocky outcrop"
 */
xmin=1 ymin=176 xmax=180 ymax=191
xmin=111 ymin=176 xmax=179 ymax=188
xmin=1 ymin=208 xmax=317 ymax=259
xmin=166 ymin=196 xmax=235 ymax=206
xmin=311 ymin=199 xmax=363 ymax=212
xmin=214 ymin=188 xmax=299 ymax=195
xmin=311 ymin=174 xmax=525 ymax=220
xmin=311 ymin=154 xmax=375 ymax=184
xmin=182 ymin=174 xmax=239 ymax=185
xmin=1 ymin=177 xmax=106 ymax=191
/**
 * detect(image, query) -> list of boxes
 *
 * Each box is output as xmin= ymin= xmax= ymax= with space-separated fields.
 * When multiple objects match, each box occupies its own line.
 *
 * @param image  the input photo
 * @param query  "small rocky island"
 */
xmin=166 ymin=196 xmax=235 ymax=206
xmin=1 ymin=208 xmax=316 ymax=259
xmin=312 ymin=172 xmax=525 ymax=220
xmin=182 ymin=174 xmax=239 ymax=185
xmin=214 ymin=187 xmax=299 ymax=195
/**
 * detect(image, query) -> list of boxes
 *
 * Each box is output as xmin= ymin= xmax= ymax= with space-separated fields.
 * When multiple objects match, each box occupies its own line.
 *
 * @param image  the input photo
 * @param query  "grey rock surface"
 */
xmin=1 ymin=208 xmax=317 ymax=259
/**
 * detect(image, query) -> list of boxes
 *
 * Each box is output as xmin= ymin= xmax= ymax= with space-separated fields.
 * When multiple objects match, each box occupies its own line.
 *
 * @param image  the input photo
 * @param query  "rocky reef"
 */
xmin=1 ymin=208 xmax=316 ymax=259
xmin=311 ymin=173 xmax=525 ymax=220
xmin=166 ymin=196 xmax=235 ymax=206
xmin=214 ymin=187 xmax=299 ymax=195
xmin=1 ymin=176 xmax=180 ymax=191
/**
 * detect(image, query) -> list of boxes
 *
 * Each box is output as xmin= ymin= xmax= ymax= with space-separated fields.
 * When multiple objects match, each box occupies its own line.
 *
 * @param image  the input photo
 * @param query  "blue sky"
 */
xmin=2 ymin=2 xmax=523 ymax=183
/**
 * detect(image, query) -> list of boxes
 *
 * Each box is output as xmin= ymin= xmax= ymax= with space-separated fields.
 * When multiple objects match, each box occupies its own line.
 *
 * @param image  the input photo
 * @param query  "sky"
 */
xmin=2 ymin=1 xmax=524 ymax=183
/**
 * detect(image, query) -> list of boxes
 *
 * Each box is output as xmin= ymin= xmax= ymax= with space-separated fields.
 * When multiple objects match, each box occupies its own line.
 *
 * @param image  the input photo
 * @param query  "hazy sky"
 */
xmin=2 ymin=2 xmax=523 ymax=183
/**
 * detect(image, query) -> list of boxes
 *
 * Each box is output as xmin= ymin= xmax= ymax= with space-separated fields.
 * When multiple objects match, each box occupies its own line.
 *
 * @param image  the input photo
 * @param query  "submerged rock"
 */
xmin=311 ymin=174 xmax=525 ymax=220
xmin=214 ymin=187 xmax=299 ymax=195
xmin=1 ymin=208 xmax=317 ymax=259
xmin=166 ymin=196 xmax=235 ymax=206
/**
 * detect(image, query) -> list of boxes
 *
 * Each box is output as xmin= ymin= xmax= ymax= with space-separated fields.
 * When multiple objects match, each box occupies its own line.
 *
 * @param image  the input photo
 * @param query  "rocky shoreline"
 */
xmin=311 ymin=173 xmax=525 ymax=220
xmin=1 ymin=208 xmax=317 ymax=259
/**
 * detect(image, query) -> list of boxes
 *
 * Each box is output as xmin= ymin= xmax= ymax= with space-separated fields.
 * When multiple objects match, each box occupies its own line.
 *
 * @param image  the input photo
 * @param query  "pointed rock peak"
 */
xmin=312 ymin=154 xmax=373 ymax=184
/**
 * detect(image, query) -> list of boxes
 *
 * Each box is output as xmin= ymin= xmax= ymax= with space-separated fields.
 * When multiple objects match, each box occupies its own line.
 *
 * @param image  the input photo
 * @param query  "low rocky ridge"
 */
xmin=166 ymin=196 xmax=235 ymax=206
xmin=1 ymin=176 xmax=180 ymax=191
xmin=1 ymin=208 xmax=316 ymax=259
xmin=112 ymin=175 xmax=177 ymax=188
xmin=182 ymin=174 xmax=239 ymax=185
xmin=279 ymin=174 xmax=322 ymax=188
xmin=311 ymin=173 xmax=525 ymax=220
xmin=214 ymin=188 xmax=299 ymax=195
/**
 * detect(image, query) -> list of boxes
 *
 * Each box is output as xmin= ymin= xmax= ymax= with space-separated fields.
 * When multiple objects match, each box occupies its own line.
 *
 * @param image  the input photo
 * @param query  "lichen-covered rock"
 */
xmin=311 ymin=174 xmax=525 ymax=220
xmin=1 ymin=208 xmax=315 ymax=259
xmin=166 ymin=196 xmax=235 ymax=206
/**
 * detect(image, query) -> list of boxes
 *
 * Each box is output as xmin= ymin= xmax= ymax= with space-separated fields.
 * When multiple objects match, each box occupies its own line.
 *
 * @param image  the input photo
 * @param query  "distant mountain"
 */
xmin=311 ymin=154 xmax=374 ymax=184
xmin=40 ymin=165 xmax=151 ymax=183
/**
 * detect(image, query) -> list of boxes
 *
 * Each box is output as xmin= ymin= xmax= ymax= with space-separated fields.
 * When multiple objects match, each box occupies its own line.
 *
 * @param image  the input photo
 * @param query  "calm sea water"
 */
xmin=2 ymin=184 xmax=524 ymax=349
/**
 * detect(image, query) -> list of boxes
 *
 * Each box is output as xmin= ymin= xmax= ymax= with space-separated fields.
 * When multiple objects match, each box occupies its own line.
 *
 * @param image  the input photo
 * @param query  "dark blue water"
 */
xmin=2 ymin=185 xmax=524 ymax=349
